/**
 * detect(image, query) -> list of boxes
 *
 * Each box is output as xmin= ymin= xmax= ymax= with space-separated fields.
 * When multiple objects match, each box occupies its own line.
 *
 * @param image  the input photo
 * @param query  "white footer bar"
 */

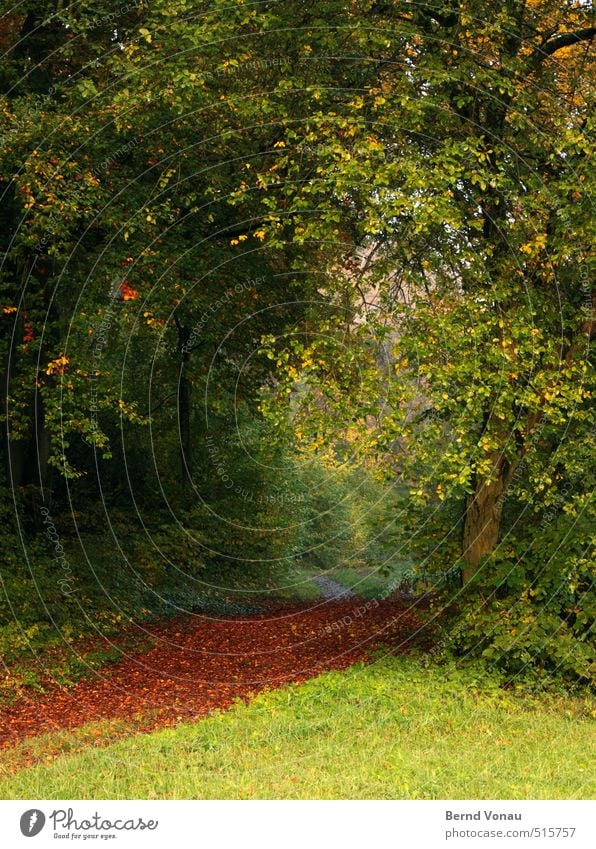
xmin=0 ymin=800 xmax=593 ymax=849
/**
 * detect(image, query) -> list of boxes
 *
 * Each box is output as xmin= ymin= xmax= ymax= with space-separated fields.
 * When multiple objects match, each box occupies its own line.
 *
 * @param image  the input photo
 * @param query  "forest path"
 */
xmin=311 ymin=575 xmax=357 ymax=600
xmin=0 ymin=595 xmax=421 ymax=752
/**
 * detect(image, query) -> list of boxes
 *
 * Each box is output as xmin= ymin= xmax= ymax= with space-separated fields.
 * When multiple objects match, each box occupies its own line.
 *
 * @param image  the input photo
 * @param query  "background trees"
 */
xmin=232 ymin=0 xmax=595 ymax=678
xmin=1 ymin=1 xmax=593 ymax=682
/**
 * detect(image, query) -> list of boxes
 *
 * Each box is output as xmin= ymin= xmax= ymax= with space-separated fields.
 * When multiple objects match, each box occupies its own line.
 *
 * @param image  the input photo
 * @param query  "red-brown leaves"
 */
xmin=0 ymin=597 xmax=421 ymax=749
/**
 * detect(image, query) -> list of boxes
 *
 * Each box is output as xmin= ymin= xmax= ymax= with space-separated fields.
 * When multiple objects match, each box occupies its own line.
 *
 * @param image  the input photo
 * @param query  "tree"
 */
xmin=1 ymin=0 xmax=313 ymax=513
xmin=240 ymin=0 xmax=594 ymax=577
xmin=234 ymin=0 xmax=594 ymax=677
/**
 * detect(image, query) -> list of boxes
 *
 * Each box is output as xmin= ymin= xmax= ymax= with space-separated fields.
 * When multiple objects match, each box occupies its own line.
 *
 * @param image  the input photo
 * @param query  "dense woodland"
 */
xmin=0 ymin=1 xmax=594 ymax=685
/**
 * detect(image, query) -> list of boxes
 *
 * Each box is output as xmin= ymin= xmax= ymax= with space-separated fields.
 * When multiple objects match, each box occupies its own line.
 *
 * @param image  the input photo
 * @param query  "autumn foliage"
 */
xmin=0 ymin=596 xmax=420 ymax=749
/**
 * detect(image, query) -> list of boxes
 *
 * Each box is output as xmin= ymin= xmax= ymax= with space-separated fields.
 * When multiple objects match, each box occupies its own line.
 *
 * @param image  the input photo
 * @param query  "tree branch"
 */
xmin=536 ymin=27 xmax=595 ymax=60
xmin=148 ymin=392 xmax=176 ymax=415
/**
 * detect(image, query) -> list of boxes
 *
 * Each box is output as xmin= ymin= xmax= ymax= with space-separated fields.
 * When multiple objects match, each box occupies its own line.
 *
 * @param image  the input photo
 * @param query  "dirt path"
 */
xmin=0 ymin=596 xmax=422 ymax=749
xmin=311 ymin=575 xmax=357 ymax=599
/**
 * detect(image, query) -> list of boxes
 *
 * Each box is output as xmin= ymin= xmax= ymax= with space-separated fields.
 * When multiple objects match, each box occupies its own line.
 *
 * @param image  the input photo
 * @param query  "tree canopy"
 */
xmin=1 ymin=0 xmax=594 ymax=682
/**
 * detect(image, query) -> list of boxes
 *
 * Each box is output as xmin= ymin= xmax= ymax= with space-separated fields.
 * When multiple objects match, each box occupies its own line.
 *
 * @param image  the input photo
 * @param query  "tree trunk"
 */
xmin=462 ymin=453 xmax=509 ymax=584
xmin=174 ymin=312 xmax=192 ymax=490
xmin=25 ymin=385 xmax=52 ymax=494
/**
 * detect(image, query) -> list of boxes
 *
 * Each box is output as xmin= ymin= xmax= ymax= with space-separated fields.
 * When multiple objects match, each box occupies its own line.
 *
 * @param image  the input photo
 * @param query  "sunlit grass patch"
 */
xmin=1 ymin=656 xmax=593 ymax=800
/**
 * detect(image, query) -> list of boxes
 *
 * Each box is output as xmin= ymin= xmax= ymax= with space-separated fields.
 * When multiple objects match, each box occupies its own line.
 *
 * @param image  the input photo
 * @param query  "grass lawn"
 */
xmin=1 ymin=655 xmax=593 ymax=800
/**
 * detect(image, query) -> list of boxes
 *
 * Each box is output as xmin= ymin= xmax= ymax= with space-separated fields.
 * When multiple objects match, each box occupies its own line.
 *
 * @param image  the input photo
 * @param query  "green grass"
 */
xmin=250 ymin=565 xmax=323 ymax=603
xmin=2 ymin=656 xmax=593 ymax=800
